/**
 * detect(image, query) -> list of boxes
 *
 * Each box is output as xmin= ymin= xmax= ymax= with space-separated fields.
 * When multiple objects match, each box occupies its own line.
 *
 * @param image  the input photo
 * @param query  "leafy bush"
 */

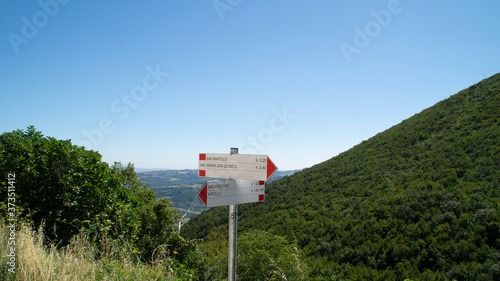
xmin=238 ymin=229 xmax=309 ymax=280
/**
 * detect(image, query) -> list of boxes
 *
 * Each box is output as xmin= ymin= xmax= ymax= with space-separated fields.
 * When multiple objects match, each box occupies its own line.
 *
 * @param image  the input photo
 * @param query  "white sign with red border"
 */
xmin=197 ymin=179 xmax=265 ymax=208
xmin=198 ymin=153 xmax=278 ymax=181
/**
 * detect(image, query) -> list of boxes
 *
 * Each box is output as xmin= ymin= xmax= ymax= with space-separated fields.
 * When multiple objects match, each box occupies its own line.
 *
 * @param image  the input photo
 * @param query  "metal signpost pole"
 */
xmin=228 ymin=204 xmax=237 ymax=281
xmin=228 ymin=148 xmax=238 ymax=281
xmin=197 ymin=148 xmax=277 ymax=280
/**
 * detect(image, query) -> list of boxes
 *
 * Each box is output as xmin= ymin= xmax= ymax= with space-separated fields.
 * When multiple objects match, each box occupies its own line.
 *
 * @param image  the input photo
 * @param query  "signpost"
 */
xmin=199 ymin=153 xmax=278 ymax=181
xmin=197 ymin=148 xmax=278 ymax=281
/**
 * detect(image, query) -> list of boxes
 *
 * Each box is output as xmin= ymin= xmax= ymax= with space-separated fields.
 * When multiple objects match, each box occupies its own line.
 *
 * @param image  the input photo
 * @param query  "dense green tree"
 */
xmin=0 ymin=127 xmax=178 ymax=260
xmin=0 ymin=126 xmax=121 ymax=243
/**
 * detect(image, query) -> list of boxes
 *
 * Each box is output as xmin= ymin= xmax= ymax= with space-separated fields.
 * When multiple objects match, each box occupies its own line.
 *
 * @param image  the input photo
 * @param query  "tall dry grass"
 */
xmin=0 ymin=222 xmax=178 ymax=280
xmin=1 ymin=222 xmax=96 ymax=280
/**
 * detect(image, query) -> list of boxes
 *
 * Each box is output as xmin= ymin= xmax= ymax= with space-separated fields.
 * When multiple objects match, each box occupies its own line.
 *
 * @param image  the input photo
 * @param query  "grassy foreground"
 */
xmin=0 ymin=222 xmax=182 ymax=281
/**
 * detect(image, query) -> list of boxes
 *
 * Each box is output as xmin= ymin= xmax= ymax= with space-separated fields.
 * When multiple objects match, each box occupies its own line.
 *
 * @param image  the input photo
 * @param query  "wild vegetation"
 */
xmin=182 ymin=73 xmax=500 ymax=280
xmin=0 ymin=222 xmax=185 ymax=280
xmin=0 ymin=127 xmax=180 ymax=260
xmin=0 ymin=127 xmax=305 ymax=280
xmin=0 ymin=128 xmax=196 ymax=279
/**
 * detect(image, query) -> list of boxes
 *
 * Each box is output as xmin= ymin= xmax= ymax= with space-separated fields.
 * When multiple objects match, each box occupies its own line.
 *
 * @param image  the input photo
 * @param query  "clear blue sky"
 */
xmin=1 ymin=0 xmax=499 ymax=170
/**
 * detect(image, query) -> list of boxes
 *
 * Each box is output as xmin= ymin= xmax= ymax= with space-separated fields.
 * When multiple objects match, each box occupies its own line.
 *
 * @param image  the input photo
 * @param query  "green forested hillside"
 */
xmin=182 ymin=73 xmax=500 ymax=280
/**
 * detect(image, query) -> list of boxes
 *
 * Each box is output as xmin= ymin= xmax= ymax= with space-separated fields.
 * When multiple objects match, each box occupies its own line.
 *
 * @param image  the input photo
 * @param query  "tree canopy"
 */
xmin=0 ymin=127 xmax=178 ymax=259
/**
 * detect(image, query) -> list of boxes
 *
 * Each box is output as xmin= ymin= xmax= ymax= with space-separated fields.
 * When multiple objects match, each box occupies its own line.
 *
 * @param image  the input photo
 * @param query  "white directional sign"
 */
xmin=197 ymin=179 xmax=265 ymax=208
xmin=199 ymin=153 xmax=278 ymax=181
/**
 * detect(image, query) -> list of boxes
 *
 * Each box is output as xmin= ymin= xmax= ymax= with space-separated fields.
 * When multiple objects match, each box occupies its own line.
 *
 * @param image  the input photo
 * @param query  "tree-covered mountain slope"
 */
xmin=182 ymin=73 xmax=500 ymax=279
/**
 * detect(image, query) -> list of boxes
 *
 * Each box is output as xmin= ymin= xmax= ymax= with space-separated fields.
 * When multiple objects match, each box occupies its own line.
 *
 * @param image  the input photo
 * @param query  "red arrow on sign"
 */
xmin=266 ymin=156 xmax=278 ymax=180
xmin=197 ymin=182 xmax=208 ymax=207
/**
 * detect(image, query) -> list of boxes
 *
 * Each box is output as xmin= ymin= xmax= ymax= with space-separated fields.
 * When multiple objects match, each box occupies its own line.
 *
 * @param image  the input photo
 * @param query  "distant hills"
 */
xmin=181 ymin=73 xmax=500 ymax=279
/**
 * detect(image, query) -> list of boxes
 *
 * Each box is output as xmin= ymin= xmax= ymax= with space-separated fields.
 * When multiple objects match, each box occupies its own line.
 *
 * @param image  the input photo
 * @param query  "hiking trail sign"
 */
xmin=197 ymin=149 xmax=278 ymax=281
xmin=198 ymin=153 xmax=278 ymax=181
xmin=197 ymin=179 xmax=265 ymax=208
